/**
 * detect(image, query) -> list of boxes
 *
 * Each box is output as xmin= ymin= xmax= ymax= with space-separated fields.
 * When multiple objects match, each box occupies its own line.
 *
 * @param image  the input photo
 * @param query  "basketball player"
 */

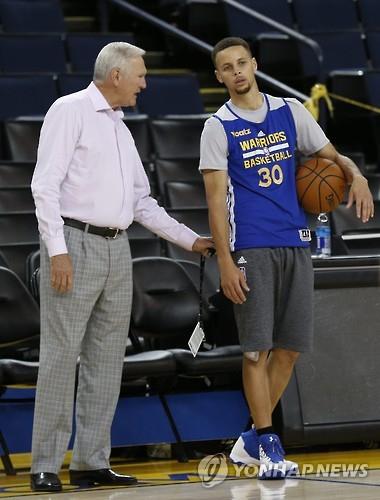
xmin=200 ymin=37 xmax=374 ymax=479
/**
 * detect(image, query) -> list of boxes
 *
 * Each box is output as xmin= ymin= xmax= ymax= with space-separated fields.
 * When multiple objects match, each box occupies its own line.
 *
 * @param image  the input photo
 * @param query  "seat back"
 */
xmin=366 ymin=32 xmax=380 ymax=69
xmin=126 ymin=222 xmax=161 ymax=259
xmin=123 ymin=114 xmax=152 ymax=163
xmin=330 ymin=202 xmax=380 ymax=255
xmin=155 ymin=158 xmax=200 ymax=201
xmin=0 ymin=162 xmax=34 ymax=186
xmin=164 ymin=180 xmax=206 ymax=209
xmin=358 ymin=0 xmax=380 ymax=30
xmin=138 ymin=75 xmax=204 ymax=116
xmin=0 ymin=34 xmax=66 ymax=72
xmin=66 ymin=33 xmax=135 ymax=72
xmin=0 ymin=187 xmax=34 ymax=211
xmin=56 ymin=73 xmax=92 ymax=96
xmin=224 ymin=0 xmax=294 ymax=38
xmin=0 ymin=0 xmax=65 ymax=33
xmin=0 ymin=75 xmax=58 ymax=120
xmin=150 ymin=116 xmax=207 ymax=159
xmin=365 ymin=70 xmax=380 ymax=107
xmin=0 ymin=212 xmax=38 ymax=244
xmin=0 ymin=266 xmax=40 ymax=354
xmin=26 ymin=248 xmax=40 ymax=291
xmin=131 ymin=257 xmax=200 ymax=344
xmin=301 ymin=31 xmax=368 ymax=77
xmin=0 ymin=243 xmax=39 ymax=284
xmin=293 ymin=0 xmax=359 ymax=31
xmin=327 ymin=70 xmax=377 ymax=162
xmin=4 ymin=119 xmax=43 ymax=161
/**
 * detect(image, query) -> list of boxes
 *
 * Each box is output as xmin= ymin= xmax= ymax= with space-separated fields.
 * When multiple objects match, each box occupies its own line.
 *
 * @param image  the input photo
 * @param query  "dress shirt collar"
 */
xmin=87 ymin=82 xmax=124 ymax=119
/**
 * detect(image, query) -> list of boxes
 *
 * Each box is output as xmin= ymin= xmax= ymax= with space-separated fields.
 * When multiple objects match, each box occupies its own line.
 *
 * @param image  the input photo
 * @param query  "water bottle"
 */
xmin=315 ymin=212 xmax=331 ymax=258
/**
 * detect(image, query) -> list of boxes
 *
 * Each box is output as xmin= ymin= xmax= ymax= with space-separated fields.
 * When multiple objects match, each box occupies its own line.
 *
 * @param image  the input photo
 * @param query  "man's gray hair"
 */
xmin=93 ymin=42 xmax=145 ymax=82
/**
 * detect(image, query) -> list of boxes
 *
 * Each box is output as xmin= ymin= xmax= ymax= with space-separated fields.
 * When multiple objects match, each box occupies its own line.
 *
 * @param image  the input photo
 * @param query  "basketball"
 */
xmin=296 ymin=157 xmax=347 ymax=214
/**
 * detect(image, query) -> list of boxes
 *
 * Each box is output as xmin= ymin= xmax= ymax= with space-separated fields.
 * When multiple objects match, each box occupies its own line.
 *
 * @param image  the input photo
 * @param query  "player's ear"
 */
xmin=252 ymin=58 xmax=258 ymax=71
xmin=215 ymin=69 xmax=223 ymax=84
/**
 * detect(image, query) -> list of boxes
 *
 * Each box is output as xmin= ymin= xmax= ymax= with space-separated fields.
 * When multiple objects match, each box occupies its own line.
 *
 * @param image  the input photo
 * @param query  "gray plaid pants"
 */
xmin=31 ymin=225 xmax=132 ymax=473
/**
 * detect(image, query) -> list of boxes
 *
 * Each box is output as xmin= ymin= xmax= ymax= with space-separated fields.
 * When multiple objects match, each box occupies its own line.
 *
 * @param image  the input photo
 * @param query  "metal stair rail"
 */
xmin=99 ymin=0 xmax=311 ymax=103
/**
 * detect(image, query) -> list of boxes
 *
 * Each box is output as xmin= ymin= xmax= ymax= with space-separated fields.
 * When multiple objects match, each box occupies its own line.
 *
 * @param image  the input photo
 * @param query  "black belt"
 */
xmin=63 ymin=217 xmax=124 ymax=239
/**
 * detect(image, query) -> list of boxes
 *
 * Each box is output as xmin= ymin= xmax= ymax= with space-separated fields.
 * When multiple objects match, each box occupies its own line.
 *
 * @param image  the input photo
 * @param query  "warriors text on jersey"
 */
xmin=214 ymin=94 xmax=311 ymax=251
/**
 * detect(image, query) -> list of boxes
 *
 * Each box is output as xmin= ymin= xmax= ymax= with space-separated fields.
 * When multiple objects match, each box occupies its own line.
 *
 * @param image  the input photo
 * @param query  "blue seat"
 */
xmin=66 ymin=33 xmax=135 ymax=72
xmin=138 ymin=75 xmax=204 ymax=116
xmin=0 ymin=0 xmax=65 ymax=33
xmin=301 ymin=31 xmax=368 ymax=77
xmin=293 ymin=0 xmax=360 ymax=31
xmin=0 ymin=34 xmax=66 ymax=73
xmin=224 ymin=0 xmax=294 ymax=39
xmin=358 ymin=0 xmax=380 ymax=30
xmin=366 ymin=31 xmax=380 ymax=69
xmin=57 ymin=73 xmax=92 ymax=96
xmin=0 ymin=75 xmax=58 ymax=120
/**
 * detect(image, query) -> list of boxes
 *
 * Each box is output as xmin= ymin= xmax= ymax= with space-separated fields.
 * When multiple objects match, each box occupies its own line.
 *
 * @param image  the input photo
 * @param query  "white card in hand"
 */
xmin=188 ymin=322 xmax=205 ymax=357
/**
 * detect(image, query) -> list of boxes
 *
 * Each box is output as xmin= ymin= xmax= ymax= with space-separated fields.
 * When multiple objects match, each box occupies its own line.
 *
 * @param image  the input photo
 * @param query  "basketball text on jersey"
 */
xmin=299 ymin=229 xmax=311 ymax=242
xmin=235 ymin=129 xmax=293 ymax=169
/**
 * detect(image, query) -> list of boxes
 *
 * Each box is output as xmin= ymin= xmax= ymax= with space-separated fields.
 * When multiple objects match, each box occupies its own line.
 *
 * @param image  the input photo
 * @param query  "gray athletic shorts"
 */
xmin=232 ymin=247 xmax=314 ymax=353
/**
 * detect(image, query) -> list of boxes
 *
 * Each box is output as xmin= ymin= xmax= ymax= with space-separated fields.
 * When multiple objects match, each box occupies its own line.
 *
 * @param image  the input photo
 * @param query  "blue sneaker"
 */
xmin=230 ymin=429 xmax=260 ymax=465
xmin=259 ymin=433 xmax=287 ymax=480
xmin=229 ymin=429 xmax=298 ymax=477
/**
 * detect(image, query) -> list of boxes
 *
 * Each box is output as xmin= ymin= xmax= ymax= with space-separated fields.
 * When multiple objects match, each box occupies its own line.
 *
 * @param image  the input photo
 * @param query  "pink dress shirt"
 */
xmin=31 ymin=82 xmax=198 ymax=257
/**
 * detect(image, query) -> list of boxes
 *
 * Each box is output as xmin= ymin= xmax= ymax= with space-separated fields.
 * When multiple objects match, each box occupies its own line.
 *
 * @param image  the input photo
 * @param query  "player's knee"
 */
xmin=272 ymin=348 xmax=300 ymax=367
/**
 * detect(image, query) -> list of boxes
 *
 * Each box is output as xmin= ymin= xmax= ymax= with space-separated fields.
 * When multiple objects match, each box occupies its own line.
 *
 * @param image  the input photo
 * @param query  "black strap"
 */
xmin=198 ymin=255 xmax=206 ymax=329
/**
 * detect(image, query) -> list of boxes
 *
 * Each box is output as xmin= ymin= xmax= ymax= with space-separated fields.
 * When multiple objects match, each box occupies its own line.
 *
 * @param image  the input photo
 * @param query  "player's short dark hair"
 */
xmin=212 ymin=37 xmax=252 ymax=67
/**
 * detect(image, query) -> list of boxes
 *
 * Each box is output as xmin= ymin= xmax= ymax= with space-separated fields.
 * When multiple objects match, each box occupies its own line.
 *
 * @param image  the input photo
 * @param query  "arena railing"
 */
xmin=99 ymin=0 xmax=311 ymax=103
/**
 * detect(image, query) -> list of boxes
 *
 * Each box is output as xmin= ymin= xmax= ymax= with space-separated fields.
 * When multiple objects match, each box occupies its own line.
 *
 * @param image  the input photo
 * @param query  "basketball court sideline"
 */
xmin=2 ymin=449 xmax=380 ymax=499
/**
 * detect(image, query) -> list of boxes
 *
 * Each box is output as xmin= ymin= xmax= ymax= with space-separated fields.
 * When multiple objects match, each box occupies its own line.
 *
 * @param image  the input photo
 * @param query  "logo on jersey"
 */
xmin=299 ymin=229 xmax=311 ymax=242
xmin=231 ymin=128 xmax=251 ymax=137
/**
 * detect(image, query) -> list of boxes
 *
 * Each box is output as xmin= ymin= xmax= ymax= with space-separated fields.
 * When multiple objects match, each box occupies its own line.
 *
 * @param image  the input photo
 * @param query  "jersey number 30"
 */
xmin=258 ymin=164 xmax=284 ymax=187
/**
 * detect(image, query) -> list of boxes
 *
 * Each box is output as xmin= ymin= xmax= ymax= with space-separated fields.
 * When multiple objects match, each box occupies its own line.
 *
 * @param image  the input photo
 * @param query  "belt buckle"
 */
xmin=107 ymin=227 xmax=120 ymax=239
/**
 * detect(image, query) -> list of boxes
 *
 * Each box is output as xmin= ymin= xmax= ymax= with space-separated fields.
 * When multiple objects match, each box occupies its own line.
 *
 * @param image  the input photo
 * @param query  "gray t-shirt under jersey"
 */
xmin=199 ymin=94 xmax=329 ymax=171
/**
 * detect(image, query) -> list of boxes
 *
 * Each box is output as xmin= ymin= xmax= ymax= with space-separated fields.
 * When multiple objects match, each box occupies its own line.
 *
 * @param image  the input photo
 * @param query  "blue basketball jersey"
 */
xmin=215 ymin=95 xmax=310 ymax=251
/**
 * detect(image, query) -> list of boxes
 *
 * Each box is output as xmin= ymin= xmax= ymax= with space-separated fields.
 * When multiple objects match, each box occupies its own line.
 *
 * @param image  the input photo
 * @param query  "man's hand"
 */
xmin=50 ymin=253 xmax=73 ymax=293
xmin=192 ymin=237 xmax=215 ymax=257
xmin=220 ymin=259 xmax=250 ymax=304
xmin=347 ymin=176 xmax=374 ymax=223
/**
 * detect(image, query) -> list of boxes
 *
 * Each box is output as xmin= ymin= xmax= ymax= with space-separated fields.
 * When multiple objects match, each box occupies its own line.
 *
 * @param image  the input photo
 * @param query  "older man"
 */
xmin=30 ymin=41 xmax=213 ymax=492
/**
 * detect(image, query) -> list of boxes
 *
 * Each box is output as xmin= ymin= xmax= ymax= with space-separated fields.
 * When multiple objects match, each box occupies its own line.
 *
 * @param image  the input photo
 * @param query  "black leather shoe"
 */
xmin=69 ymin=468 xmax=137 ymax=487
xmin=30 ymin=472 xmax=62 ymax=492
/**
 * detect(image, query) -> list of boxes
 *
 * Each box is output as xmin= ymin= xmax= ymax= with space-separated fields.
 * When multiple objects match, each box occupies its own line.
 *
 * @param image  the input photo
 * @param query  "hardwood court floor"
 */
xmin=1 ymin=449 xmax=380 ymax=499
